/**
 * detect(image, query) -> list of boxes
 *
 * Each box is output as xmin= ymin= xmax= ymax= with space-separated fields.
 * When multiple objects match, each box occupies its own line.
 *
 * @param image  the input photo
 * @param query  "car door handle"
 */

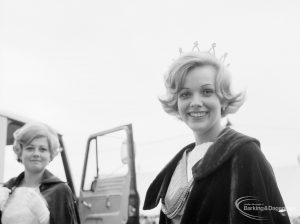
xmin=105 ymin=196 xmax=111 ymax=208
xmin=82 ymin=200 xmax=92 ymax=209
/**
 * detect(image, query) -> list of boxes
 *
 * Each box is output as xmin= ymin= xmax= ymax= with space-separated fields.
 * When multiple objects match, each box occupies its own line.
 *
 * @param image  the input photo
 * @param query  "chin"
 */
xmin=188 ymin=123 xmax=208 ymax=132
xmin=27 ymin=167 xmax=45 ymax=174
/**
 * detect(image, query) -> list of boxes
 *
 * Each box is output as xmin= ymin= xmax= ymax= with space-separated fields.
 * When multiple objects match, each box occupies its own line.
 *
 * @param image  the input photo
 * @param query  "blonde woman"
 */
xmin=143 ymin=46 xmax=290 ymax=224
xmin=0 ymin=123 xmax=79 ymax=224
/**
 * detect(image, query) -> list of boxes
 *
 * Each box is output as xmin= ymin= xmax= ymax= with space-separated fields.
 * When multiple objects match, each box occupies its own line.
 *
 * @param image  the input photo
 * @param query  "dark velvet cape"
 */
xmin=0 ymin=169 xmax=80 ymax=224
xmin=143 ymin=128 xmax=290 ymax=224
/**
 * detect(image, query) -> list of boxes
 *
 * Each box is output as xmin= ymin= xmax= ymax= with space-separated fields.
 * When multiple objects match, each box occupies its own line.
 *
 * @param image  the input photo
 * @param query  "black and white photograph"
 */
xmin=0 ymin=0 xmax=299 ymax=223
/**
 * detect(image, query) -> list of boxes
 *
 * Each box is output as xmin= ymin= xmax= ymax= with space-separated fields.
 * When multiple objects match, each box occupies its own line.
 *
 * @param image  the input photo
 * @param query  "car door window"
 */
xmin=83 ymin=130 xmax=129 ymax=191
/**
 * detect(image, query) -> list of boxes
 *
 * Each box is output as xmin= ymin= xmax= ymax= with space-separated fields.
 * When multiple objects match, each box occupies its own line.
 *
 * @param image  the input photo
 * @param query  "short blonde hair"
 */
xmin=159 ymin=51 xmax=245 ymax=118
xmin=13 ymin=122 xmax=60 ymax=162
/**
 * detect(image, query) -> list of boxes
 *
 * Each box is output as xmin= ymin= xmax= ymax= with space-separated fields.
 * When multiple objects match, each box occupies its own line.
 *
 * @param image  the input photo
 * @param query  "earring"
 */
xmin=221 ymin=105 xmax=227 ymax=114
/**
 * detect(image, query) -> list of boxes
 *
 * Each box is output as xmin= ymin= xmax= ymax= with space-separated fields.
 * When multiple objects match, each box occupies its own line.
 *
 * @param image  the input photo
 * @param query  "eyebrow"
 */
xmin=26 ymin=144 xmax=48 ymax=148
xmin=181 ymin=84 xmax=214 ymax=89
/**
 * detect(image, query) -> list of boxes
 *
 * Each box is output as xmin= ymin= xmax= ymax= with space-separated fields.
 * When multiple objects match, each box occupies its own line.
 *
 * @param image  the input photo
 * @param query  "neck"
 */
xmin=193 ymin=124 xmax=225 ymax=145
xmin=23 ymin=170 xmax=45 ymax=187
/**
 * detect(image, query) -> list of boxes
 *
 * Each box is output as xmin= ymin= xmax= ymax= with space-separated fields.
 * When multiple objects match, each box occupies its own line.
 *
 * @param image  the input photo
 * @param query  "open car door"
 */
xmin=79 ymin=124 xmax=140 ymax=224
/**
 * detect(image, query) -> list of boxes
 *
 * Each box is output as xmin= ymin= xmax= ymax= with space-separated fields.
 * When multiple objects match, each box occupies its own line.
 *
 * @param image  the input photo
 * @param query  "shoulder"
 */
xmin=218 ymin=128 xmax=262 ymax=158
xmin=217 ymin=128 xmax=271 ymax=169
xmin=225 ymin=127 xmax=265 ymax=161
xmin=41 ymin=182 xmax=76 ymax=214
xmin=3 ymin=172 xmax=24 ymax=189
xmin=3 ymin=177 xmax=17 ymax=188
xmin=42 ymin=182 xmax=73 ymax=197
xmin=55 ymin=183 xmax=73 ymax=196
xmin=40 ymin=170 xmax=72 ymax=195
xmin=222 ymin=128 xmax=260 ymax=147
xmin=234 ymin=139 xmax=265 ymax=161
xmin=231 ymin=138 xmax=274 ymax=176
xmin=41 ymin=172 xmax=74 ymax=202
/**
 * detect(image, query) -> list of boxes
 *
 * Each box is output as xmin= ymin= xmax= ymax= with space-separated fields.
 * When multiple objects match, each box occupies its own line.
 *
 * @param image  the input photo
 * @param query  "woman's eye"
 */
xmin=202 ymin=89 xmax=214 ymax=96
xmin=179 ymin=92 xmax=191 ymax=98
xmin=40 ymin=147 xmax=48 ymax=152
xmin=25 ymin=147 xmax=34 ymax=151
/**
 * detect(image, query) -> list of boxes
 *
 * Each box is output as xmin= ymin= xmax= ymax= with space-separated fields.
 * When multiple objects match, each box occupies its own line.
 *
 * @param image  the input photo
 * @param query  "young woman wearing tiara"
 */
xmin=143 ymin=43 xmax=290 ymax=224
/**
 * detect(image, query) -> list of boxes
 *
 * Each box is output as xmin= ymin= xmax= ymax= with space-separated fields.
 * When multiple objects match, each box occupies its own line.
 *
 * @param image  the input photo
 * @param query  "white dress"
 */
xmin=162 ymin=142 xmax=212 ymax=224
xmin=1 ymin=187 xmax=50 ymax=224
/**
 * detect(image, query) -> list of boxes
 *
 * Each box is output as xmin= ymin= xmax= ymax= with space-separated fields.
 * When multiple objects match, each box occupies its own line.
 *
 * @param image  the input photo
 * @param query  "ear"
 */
xmin=221 ymin=102 xmax=228 ymax=115
xmin=221 ymin=103 xmax=227 ymax=110
xmin=176 ymin=112 xmax=182 ymax=121
xmin=15 ymin=146 xmax=23 ymax=163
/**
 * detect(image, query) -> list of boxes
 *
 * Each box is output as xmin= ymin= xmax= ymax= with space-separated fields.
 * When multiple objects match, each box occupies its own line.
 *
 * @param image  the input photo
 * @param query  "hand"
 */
xmin=0 ymin=187 xmax=11 ymax=211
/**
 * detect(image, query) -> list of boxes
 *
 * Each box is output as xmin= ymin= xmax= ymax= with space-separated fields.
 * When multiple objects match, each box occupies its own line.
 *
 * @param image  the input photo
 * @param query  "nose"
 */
xmin=190 ymin=93 xmax=203 ymax=107
xmin=32 ymin=148 xmax=40 ymax=157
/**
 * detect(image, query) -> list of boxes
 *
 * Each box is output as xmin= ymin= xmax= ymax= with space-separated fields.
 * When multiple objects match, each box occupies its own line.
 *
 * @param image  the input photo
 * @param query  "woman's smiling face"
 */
xmin=21 ymin=137 xmax=51 ymax=174
xmin=177 ymin=65 xmax=223 ymax=141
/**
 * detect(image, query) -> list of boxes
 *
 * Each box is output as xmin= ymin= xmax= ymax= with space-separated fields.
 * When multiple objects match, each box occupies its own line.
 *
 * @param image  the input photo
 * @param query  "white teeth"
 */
xmin=189 ymin=112 xmax=207 ymax=117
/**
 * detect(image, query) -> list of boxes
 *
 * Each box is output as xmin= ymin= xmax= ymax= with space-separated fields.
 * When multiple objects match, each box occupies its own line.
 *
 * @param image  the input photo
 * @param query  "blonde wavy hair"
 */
xmin=159 ymin=51 xmax=245 ymax=119
xmin=13 ymin=122 xmax=60 ymax=162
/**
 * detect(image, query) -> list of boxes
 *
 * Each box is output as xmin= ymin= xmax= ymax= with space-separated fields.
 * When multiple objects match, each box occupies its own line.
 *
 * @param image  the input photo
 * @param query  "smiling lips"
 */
xmin=188 ymin=111 xmax=208 ymax=118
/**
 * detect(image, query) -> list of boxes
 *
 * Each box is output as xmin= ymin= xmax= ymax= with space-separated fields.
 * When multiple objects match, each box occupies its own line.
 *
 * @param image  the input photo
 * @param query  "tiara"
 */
xmin=178 ymin=42 xmax=230 ymax=67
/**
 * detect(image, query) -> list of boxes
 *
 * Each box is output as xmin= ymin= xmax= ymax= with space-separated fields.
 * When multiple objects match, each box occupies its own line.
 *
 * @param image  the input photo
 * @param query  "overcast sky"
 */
xmin=1 ymin=0 xmax=300 ymax=216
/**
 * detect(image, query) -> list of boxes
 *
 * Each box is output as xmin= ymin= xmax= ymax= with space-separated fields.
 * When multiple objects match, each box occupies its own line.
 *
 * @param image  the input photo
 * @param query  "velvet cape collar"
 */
xmin=143 ymin=127 xmax=260 ymax=210
xmin=3 ymin=169 xmax=64 ymax=191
